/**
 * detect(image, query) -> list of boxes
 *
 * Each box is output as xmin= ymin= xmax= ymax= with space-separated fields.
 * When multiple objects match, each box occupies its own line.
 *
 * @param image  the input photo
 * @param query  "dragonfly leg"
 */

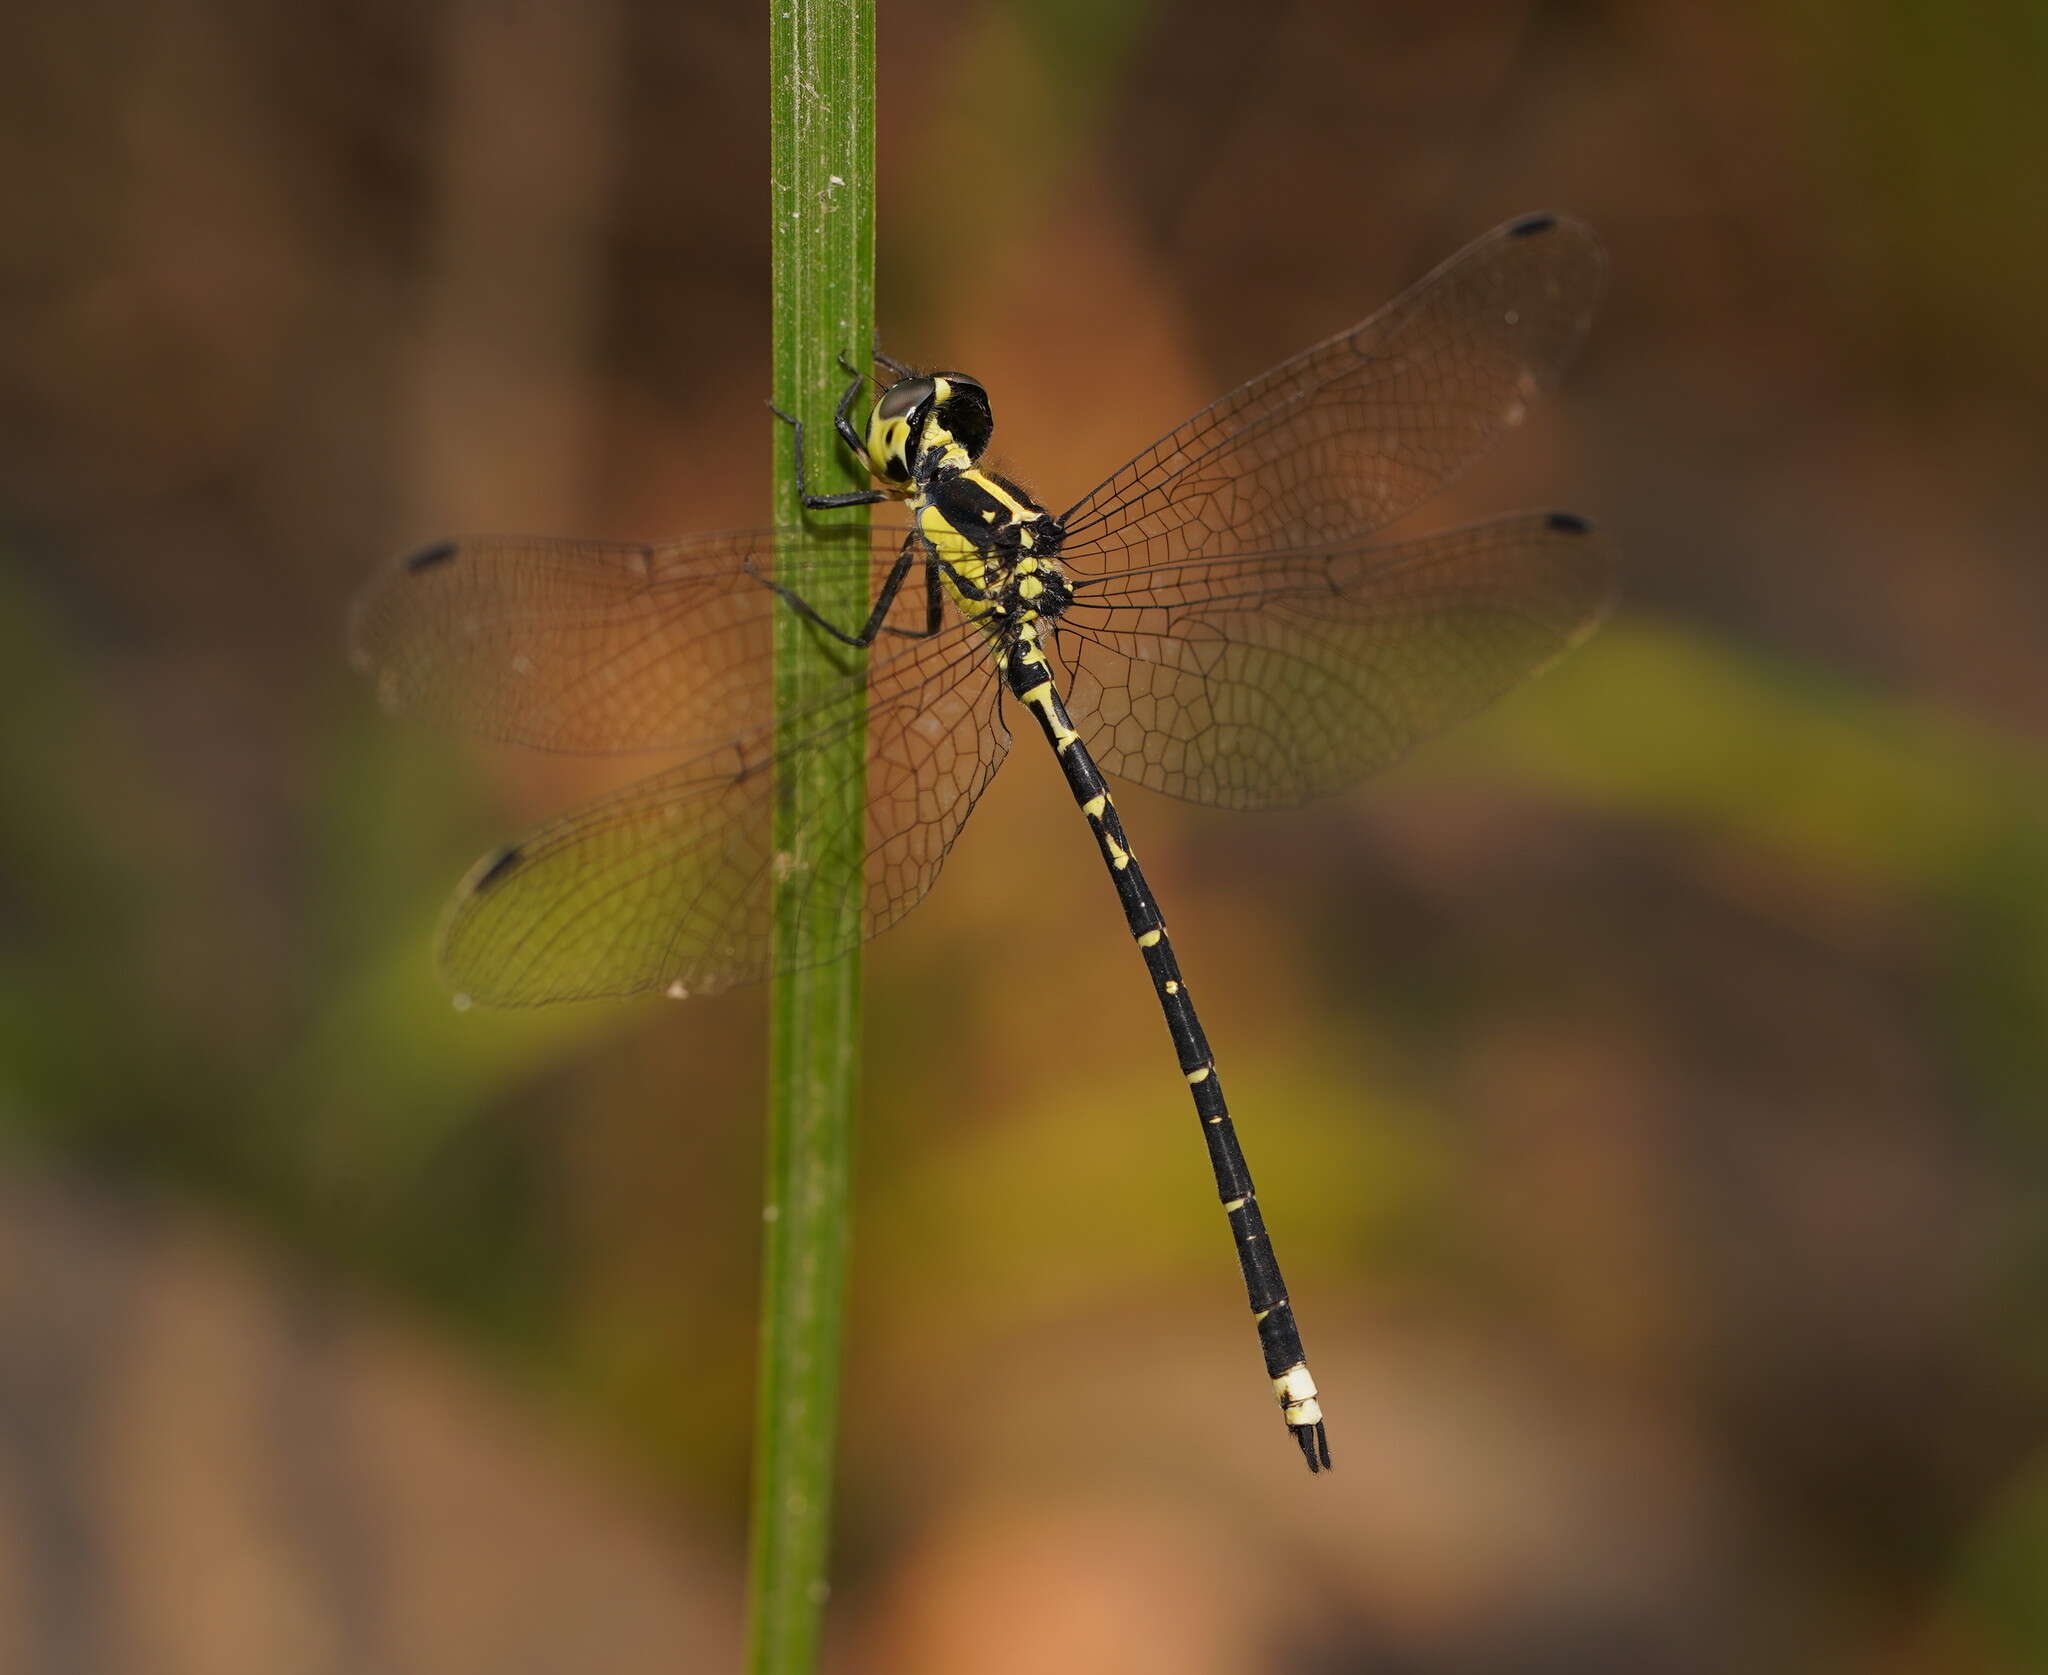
xmin=936 ymin=558 xmax=987 ymax=602
xmin=877 ymin=535 xmax=948 ymax=639
xmin=768 ymin=399 xmax=891 ymax=512
xmin=758 ymin=532 xmax=935 ymax=648
xmin=830 ymin=360 xmax=873 ymax=463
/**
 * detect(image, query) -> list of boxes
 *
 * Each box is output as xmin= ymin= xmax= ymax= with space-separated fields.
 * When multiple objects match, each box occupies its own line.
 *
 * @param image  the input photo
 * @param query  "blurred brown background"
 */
xmin=3 ymin=0 xmax=2045 ymax=1670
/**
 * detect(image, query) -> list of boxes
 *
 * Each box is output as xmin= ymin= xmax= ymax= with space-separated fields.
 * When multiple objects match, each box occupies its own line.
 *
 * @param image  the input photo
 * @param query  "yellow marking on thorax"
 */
xmin=968 ymin=468 xmax=1036 ymax=522
xmin=917 ymin=502 xmax=993 ymax=623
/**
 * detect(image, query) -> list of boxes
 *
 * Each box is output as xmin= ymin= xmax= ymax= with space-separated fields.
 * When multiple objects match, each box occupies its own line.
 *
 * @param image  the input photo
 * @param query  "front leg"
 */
xmin=831 ymin=355 xmax=873 ymax=465
xmin=769 ymin=397 xmax=891 ymax=512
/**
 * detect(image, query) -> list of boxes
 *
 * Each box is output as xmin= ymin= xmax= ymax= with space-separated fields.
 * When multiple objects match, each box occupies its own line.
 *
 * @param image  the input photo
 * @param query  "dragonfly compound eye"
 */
xmin=867 ymin=376 xmax=933 ymax=482
xmin=929 ymin=376 xmax=992 ymax=462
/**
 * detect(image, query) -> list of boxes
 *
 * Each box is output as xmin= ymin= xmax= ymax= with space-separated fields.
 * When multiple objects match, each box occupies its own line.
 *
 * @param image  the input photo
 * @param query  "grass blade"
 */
xmin=749 ymin=0 xmax=874 ymax=1670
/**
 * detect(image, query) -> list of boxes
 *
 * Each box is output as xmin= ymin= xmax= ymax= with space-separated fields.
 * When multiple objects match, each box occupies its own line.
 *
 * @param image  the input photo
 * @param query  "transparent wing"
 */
xmin=436 ymin=614 xmax=1006 ymax=1005
xmin=1052 ymin=513 xmax=1615 ymax=810
xmin=358 ymin=214 xmax=1612 ymax=999
xmin=1056 ymin=214 xmax=1605 ymax=569
xmin=348 ymin=527 xmax=928 ymax=755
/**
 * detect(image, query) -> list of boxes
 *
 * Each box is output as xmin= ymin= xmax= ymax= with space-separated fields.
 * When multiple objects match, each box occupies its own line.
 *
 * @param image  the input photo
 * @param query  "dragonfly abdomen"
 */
xmin=998 ymin=629 xmax=1332 ymax=1471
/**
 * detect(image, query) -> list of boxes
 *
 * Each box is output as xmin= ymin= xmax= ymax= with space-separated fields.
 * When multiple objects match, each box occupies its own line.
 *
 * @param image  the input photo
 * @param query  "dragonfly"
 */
xmin=350 ymin=212 xmax=1615 ymax=1472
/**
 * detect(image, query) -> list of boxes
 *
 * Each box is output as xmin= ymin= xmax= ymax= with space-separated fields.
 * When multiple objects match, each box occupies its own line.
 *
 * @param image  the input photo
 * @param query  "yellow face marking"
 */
xmin=886 ymin=376 xmax=975 ymax=480
xmin=1186 ymin=1066 xmax=1211 ymax=1085
xmin=872 ymin=415 xmax=913 ymax=476
xmin=1135 ymin=928 xmax=1162 ymax=947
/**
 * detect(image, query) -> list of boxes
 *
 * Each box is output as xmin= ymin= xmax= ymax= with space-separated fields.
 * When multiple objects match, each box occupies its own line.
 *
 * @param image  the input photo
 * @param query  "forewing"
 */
xmin=436 ymin=615 xmax=1005 ymax=1005
xmin=1057 ymin=215 xmax=1605 ymax=568
xmin=349 ymin=528 xmax=922 ymax=754
xmin=1054 ymin=513 xmax=1615 ymax=810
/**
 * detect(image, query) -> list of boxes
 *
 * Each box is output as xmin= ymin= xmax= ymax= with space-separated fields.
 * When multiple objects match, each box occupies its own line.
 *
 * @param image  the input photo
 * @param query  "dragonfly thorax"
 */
xmin=866 ymin=372 xmax=993 ymax=486
xmin=988 ymin=548 xmax=1077 ymax=628
xmin=916 ymin=458 xmax=1072 ymax=635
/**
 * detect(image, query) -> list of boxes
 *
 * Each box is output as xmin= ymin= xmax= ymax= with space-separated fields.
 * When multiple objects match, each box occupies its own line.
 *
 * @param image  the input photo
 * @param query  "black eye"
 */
xmin=876 ymin=378 xmax=933 ymax=421
xmin=937 ymin=379 xmax=993 ymax=458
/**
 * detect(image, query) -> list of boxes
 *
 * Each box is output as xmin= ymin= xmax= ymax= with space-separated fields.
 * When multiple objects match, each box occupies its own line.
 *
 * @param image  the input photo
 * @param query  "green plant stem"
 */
xmin=748 ymin=2 xmax=873 ymax=1672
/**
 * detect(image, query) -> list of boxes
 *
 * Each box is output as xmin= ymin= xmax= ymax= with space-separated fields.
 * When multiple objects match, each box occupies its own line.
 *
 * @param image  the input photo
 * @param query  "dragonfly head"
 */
xmin=867 ymin=372 xmax=993 ymax=483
